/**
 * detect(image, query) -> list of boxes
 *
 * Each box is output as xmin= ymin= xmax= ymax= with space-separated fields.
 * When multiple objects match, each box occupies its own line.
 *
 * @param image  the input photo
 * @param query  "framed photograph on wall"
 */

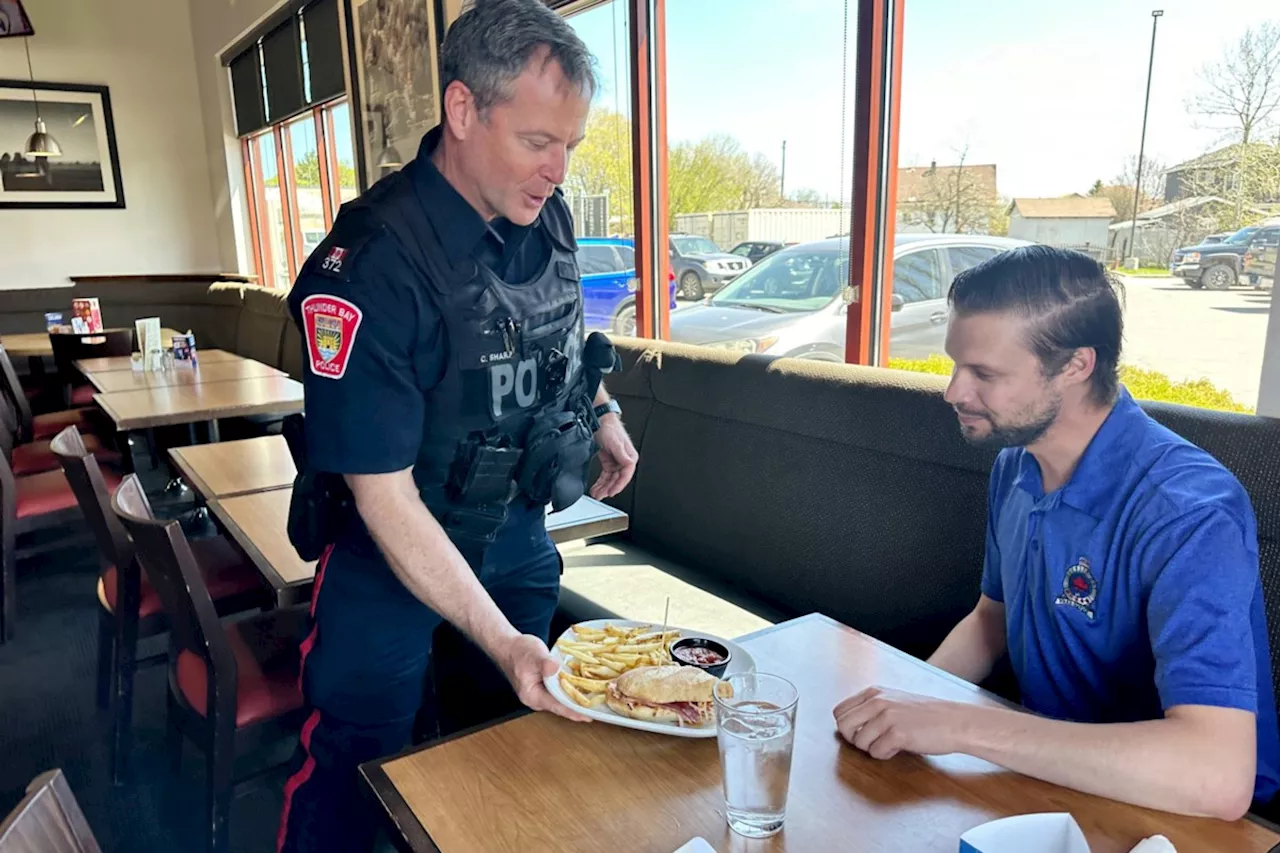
xmin=0 ymin=80 xmax=125 ymax=209
xmin=343 ymin=0 xmax=446 ymax=190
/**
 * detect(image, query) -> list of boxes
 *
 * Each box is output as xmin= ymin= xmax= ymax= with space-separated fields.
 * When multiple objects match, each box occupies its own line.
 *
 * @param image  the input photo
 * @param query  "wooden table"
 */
xmin=74 ymin=348 xmax=242 ymax=374
xmin=168 ymin=435 xmax=296 ymax=498
xmin=1 ymin=327 xmax=182 ymax=359
xmin=87 ymin=359 xmax=283 ymax=393
xmin=208 ymin=486 xmax=629 ymax=607
xmin=93 ymin=375 xmax=304 ymax=431
xmin=361 ymin=614 xmax=1280 ymax=853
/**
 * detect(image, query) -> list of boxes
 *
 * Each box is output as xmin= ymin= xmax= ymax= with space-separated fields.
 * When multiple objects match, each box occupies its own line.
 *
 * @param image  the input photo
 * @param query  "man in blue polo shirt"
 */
xmin=833 ymin=245 xmax=1280 ymax=819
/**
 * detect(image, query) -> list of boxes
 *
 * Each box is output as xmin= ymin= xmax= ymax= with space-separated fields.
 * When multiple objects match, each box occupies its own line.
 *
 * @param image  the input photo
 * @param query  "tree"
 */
xmin=264 ymin=150 xmax=356 ymax=191
xmin=787 ymin=188 xmax=824 ymax=207
xmin=667 ymin=134 xmax=756 ymax=220
xmin=897 ymin=146 xmax=1000 ymax=234
xmin=1191 ymin=22 xmax=1280 ymax=147
xmin=564 ymin=109 xmax=635 ymax=233
xmin=737 ymin=153 xmax=782 ymax=209
xmin=1088 ymin=179 xmax=1105 ymax=196
xmin=1114 ymin=155 xmax=1167 ymax=210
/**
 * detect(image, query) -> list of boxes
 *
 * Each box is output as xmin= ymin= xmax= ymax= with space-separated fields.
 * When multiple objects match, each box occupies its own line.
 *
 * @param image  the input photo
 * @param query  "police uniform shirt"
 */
xmin=287 ymin=127 xmax=551 ymax=477
xmin=981 ymin=387 xmax=1280 ymax=802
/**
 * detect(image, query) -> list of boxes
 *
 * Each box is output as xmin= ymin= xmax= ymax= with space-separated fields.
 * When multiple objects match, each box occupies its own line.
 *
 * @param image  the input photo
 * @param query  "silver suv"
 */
xmin=669 ymin=234 xmax=1030 ymax=361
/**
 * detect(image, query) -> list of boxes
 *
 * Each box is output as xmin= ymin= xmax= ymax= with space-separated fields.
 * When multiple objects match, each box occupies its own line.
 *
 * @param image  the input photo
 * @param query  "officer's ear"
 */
xmin=442 ymin=80 xmax=480 ymax=141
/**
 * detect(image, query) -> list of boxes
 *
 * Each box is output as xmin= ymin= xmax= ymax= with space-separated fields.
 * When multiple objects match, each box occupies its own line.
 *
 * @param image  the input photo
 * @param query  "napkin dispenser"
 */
xmin=960 ymin=813 xmax=1090 ymax=853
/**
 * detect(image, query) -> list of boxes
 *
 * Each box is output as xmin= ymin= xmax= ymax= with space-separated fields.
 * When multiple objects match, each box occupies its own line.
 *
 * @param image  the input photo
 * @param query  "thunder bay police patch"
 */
xmin=1055 ymin=557 xmax=1098 ymax=621
xmin=301 ymin=294 xmax=362 ymax=380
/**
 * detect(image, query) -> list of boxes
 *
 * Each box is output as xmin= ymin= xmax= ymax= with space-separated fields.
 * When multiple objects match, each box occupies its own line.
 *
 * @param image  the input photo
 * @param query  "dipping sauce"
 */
xmin=673 ymin=645 xmax=727 ymax=666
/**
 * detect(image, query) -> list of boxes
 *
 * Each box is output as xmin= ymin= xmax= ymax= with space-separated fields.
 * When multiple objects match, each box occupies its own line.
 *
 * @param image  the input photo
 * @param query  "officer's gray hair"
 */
xmin=443 ymin=0 xmax=597 ymax=116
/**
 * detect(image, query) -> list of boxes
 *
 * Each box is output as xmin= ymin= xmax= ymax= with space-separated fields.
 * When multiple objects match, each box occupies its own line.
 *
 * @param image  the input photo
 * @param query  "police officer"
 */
xmin=276 ymin=2 xmax=638 ymax=850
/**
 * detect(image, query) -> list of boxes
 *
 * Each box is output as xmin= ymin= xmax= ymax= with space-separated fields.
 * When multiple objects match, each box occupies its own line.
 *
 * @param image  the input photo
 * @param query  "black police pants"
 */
xmin=276 ymin=524 xmax=561 ymax=853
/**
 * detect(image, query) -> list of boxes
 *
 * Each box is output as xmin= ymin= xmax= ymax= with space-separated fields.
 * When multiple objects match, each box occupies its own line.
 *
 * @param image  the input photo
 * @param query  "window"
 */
xmin=229 ymin=0 xmax=354 ymax=288
xmin=615 ymin=245 xmax=636 ymax=270
xmin=672 ymin=236 xmax=720 ymax=257
xmin=731 ymin=244 xmax=753 ymax=257
xmin=578 ymin=244 xmax=620 ymax=275
xmin=947 ymin=246 xmax=998 ymax=277
xmin=893 ymin=250 xmax=943 ymax=305
xmin=896 ymin=3 xmax=1270 ymax=412
xmin=710 ymin=249 xmax=846 ymax=313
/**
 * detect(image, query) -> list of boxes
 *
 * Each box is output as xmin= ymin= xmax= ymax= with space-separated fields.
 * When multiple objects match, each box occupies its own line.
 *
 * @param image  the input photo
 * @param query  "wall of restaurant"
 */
xmin=0 ymin=0 xmax=221 ymax=290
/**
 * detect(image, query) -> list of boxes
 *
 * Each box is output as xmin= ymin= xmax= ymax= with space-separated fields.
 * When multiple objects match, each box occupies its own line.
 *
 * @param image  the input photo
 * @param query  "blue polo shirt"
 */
xmin=982 ymin=388 xmax=1280 ymax=803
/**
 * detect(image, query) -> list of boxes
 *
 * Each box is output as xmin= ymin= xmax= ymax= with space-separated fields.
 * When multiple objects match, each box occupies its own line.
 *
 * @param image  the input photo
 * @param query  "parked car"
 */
xmin=1243 ymin=222 xmax=1280 ymax=288
xmin=669 ymin=233 xmax=751 ymax=300
xmin=577 ymin=237 xmax=677 ymax=336
xmin=1169 ymin=225 xmax=1264 ymax=290
xmin=668 ymin=234 xmax=1030 ymax=361
xmin=728 ymin=241 xmax=788 ymax=265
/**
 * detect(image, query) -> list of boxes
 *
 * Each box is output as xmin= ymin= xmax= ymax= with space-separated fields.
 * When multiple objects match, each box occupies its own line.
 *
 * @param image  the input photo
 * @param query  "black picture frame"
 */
xmin=0 ymin=79 xmax=125 ymax=209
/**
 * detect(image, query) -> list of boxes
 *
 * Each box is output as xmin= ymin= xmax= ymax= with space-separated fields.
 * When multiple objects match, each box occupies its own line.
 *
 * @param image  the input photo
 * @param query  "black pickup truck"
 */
xmin=1169 ymin=225 xmax=1261 ymax=289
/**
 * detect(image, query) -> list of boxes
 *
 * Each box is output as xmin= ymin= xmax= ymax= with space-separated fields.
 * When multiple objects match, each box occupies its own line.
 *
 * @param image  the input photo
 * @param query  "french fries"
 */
xmin=553 ymin=622 xmax=680 ymax=709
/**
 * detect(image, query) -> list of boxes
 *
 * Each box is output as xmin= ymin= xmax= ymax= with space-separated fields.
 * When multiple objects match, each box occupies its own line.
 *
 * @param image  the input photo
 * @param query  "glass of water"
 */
xmin=714 ymin=672 xmax=799 ymax=838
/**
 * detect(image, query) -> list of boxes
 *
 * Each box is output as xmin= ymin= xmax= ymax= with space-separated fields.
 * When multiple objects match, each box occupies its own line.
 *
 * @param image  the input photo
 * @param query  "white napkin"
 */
xmin=671 ymin=839 xmax=716 ymax=853
xmin=1129 ymin=836 xmax=1176 ymax=853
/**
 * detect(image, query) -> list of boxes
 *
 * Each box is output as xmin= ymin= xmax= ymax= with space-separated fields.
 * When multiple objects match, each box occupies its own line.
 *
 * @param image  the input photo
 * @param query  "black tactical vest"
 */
xmin=337 ymin=160 xmax=593 ymax=552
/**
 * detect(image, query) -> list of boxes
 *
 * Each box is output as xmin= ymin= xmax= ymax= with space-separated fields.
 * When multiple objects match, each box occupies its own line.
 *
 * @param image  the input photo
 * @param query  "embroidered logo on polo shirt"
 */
xmin=301 ymin=294 xmax=362 ymax=380
xmin=1055 ymin=557 xmax=1098 ymax=621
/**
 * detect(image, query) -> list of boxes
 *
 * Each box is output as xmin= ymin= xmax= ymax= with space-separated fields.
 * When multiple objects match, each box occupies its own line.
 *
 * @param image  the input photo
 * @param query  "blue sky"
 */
xmin=568 ymin=0 xmax=1280 ymax=203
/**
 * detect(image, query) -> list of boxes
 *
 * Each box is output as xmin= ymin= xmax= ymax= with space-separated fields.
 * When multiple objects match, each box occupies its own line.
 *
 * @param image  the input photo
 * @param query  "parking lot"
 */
xmin=675 ymin=272 xmax=1272 ymax=410
xmin=1118 ymin=274 xmax=1271 ymax=410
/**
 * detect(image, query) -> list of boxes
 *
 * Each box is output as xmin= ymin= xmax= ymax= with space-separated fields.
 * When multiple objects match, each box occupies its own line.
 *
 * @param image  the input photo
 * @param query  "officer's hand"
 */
xmin=591 ymin=415 xmax=638 ymax=500
xmin=499 ymin=634 xmax=592 ymax=723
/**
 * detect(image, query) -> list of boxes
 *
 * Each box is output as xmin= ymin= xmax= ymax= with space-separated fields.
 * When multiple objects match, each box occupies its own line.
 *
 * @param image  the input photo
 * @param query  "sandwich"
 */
xmin=605 ymin=665 xmax=723 ymax=727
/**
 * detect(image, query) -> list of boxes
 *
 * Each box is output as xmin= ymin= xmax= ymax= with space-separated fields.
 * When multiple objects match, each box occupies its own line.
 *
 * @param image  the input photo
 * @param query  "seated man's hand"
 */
xmin=833 ymin=687 xmax=972 ymax=759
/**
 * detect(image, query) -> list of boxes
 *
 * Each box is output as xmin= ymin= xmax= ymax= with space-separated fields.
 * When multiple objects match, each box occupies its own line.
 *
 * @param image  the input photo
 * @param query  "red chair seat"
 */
xmin=24 ymin=387 xmax=40 ymax=401
xmin=31 ymin=408 xmax=97 ymax=440
xmin=176 ymin=611 xmax=305 ymax=727
xmin=99 ymin=536 xmax=261 ymax=620
xmin=11 ymin=433 xmax=119 ymax=477
xmin=16 ymin=467 xmax=122 ymax=520
xmin=69 ymin=384 xmax=97 ymax=407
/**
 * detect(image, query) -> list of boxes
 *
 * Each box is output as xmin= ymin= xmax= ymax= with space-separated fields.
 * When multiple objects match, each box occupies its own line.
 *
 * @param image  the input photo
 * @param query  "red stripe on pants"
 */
xmin=276 ymin=543 xmax=333 ymax=853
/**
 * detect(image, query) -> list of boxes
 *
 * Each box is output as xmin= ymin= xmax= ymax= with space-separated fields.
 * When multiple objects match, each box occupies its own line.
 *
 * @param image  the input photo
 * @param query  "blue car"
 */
xmin=577 ymin=237 xmax=677 ymax=336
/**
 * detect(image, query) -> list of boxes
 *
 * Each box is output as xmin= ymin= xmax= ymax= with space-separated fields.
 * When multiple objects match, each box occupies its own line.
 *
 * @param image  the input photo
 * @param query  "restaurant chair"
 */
xmin=0 ymin=344 xmax=101 ymax=443
xmin=0 ymin=423 xmax=119 ymax=644
xmin=0 ymin=393 xmax=119 ymax=477
xmin=48 ymin=329 xmax=132 ymax=408
xmin=112 ymin=475 xmax=307 ymax=853
xmin=50 ymin=427 xmax=267 ymax=785
xmin=0 ymin=768 xmax=101 ymax=853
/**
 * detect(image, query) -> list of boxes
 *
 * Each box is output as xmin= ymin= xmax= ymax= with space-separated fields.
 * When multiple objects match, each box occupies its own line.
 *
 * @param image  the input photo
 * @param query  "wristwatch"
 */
xmin=593 ymin=399 xmax=622 ymax=419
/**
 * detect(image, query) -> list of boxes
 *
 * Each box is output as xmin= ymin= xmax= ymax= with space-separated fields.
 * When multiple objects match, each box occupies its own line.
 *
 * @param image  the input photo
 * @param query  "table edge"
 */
xmin=95 ymin=390 xmax=304 ymax=430
xmin=206 ymin=495 xmax=293 ymax=598
xmin=166 ymin=447 xmax=216 ymax=502
xmin=548 ymin=515 xmax=629 ymax=544
xmin=87 ymin=363 xmax=284 ymax=394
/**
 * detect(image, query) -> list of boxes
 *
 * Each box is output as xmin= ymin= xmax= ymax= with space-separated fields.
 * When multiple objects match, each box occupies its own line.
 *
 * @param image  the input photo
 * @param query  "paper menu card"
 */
xmin=134 ymin=317 xmax=163 ymax=370
xmin=70 ymin=298 xmax=103 ymax=333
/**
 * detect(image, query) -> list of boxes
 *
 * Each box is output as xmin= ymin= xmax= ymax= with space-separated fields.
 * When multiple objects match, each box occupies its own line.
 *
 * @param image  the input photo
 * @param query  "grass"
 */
xmin=1115 ymin=267 xmax=1173 ymax=277
xmin=886 ymin=355 xmax=1253 ymax=414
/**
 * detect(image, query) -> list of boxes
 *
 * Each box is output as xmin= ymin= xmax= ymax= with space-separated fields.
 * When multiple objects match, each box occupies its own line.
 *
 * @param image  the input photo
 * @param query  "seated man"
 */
xmin=833 ymin=245 xmax=1280 ymax=819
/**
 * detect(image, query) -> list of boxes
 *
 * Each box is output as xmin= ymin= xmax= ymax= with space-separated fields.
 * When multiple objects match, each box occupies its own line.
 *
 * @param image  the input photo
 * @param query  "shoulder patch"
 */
xmin=301 ymin=294 xmax=363 ymax=380
xmin=310 ymin=220 xmax=380 ymax=281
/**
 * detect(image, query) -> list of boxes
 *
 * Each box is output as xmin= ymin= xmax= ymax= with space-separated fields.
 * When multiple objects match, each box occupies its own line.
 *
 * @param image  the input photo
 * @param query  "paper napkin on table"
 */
xmin=671 ymin=838 xmax=717 ymax=853
xmin=1129 ymin=837 xmax=1175 ymax=853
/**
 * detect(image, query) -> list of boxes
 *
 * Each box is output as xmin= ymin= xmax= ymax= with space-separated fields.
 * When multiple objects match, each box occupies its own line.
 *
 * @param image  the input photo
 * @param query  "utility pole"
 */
xmin=1127 ymin=9 xmax=1163 ymax=267
xmin=780 ymin=139 xmax=787 ymax=200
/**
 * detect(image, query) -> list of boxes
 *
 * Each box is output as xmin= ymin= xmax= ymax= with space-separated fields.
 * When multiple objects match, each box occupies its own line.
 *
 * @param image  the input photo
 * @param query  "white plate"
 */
xmin=543 ymin=618 xmax=755 ymax=738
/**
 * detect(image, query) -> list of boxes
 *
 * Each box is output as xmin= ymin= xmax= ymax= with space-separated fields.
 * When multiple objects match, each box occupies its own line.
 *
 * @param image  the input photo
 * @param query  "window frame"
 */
xmin=241 ymin=95 xmax=353 ymax=289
